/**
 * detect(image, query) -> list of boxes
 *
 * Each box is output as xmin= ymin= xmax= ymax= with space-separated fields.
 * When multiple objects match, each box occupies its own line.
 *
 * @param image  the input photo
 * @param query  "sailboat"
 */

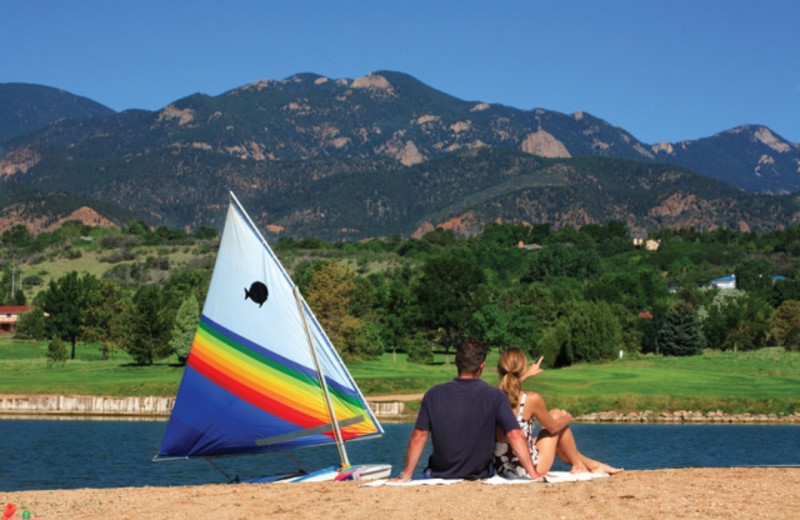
xmin=155 ymin=192 xmax=391 ymax=482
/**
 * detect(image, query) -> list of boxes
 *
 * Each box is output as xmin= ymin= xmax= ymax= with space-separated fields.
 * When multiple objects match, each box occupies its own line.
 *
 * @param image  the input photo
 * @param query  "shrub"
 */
xmin=14 ymin=309 xmax=48 ymax=340
xmin=63 ymin=248 xmax=82 ymax=259
xmin=405 ymin=333 xmax=434 ymax=364
xmin=46 ymin=336 xmax=68 ymax=363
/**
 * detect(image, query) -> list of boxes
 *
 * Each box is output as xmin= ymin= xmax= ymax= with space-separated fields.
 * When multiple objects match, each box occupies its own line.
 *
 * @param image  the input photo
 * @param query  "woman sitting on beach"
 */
xmin=493 ymin=348 xmax=623 ymax=478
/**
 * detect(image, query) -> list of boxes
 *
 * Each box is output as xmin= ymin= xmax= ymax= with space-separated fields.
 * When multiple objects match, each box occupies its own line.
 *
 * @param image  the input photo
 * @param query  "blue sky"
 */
xmin=3 ymin=0 xmax=798 ymax=144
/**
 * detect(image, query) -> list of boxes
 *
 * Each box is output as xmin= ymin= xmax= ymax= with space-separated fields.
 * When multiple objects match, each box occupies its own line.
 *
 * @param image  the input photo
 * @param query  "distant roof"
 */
xmin=709 ymin=274 xmax=787 ymax=285
xmin=517 ymin=241 xmax=543 ymax=251
xmin=711 ymin=275 xmax=736 ymax=283
xmin=0 ymin=306 xmax=35 ymax=314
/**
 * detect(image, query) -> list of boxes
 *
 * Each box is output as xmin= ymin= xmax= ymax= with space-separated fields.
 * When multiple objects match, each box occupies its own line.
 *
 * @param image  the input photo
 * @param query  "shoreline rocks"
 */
xmin=575 ymin=409 xmax=800 ymax=424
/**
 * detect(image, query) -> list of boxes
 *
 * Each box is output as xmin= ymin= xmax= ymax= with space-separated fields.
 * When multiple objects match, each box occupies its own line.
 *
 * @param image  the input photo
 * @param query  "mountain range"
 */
xmin=1 ymin=72 xmax=799 ymax=240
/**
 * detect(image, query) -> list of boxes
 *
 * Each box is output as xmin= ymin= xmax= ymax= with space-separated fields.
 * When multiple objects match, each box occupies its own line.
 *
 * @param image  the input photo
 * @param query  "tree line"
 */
xmin=3 ymin=218 xmax=800 ymax=366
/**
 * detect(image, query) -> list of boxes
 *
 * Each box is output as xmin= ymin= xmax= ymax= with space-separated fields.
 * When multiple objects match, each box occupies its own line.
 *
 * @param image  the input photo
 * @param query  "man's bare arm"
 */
xmin=393 ymin=427 xmax=429 ymax=481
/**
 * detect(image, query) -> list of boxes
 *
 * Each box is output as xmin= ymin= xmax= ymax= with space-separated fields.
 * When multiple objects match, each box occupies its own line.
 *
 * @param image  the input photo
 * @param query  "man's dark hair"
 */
xmin=455 ymin=339 xmax=488 ymax=375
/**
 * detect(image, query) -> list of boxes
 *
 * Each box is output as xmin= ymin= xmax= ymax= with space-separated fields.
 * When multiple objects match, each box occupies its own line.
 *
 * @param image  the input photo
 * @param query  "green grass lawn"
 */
xmin=0 ymin=338 xmax=183 ymax=397
xmin=1 ymin=336 xmax=798 ymax=416
xmin=350 ymin=347 xmax=800 ymax=415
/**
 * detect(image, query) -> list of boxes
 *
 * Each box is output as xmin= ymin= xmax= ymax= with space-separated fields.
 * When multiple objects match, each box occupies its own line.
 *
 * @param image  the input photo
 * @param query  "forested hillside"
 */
xmin=3 ymin=217 xmax=799 ymax=368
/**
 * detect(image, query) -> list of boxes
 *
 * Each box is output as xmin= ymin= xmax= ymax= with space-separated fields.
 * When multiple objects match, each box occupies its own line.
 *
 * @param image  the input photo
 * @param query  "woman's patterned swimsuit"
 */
xmin=492 ymin=392 xmax=539 ymax=477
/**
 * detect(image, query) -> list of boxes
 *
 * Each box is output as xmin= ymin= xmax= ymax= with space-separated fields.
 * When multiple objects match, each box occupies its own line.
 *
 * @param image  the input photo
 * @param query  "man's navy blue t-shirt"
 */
xmin=415 ymin=377 xmax=521 ymax=480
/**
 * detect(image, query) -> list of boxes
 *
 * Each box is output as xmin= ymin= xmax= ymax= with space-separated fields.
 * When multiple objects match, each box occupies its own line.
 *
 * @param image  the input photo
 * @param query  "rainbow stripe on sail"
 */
xmin=188 ymin=316 xmax=378 ymax=441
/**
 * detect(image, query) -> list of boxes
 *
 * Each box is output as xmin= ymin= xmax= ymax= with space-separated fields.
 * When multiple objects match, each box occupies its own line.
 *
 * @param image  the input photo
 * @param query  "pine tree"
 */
xmin=170 ymin=294 xmax=199 ymax=364
xmin=126 ymin=285 xmax=172 ymax=365
xmin=40 ymin=272 xmax=96 ymax=359
xmin=82 ymin=280 xmax=131 ymax=359
xmin=656 ymin=301 xmax=706 ymax=356
xmin=769 ymin=300 xmax=800 ymax=350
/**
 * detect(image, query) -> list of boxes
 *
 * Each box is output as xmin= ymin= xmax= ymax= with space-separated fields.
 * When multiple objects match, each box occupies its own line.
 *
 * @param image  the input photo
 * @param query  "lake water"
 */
xmin=1 ymin=419 xmax=798 ymax=491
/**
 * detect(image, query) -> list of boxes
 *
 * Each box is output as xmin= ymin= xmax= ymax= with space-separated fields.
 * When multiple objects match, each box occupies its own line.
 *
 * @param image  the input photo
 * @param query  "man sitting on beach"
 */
xmin=395 ymin=339 xmax=541 ymax=481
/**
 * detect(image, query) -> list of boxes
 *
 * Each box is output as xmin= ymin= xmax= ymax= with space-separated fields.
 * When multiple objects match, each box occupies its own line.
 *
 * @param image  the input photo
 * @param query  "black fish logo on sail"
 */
xmin=244 ymin=281 xmax=269 ymax=307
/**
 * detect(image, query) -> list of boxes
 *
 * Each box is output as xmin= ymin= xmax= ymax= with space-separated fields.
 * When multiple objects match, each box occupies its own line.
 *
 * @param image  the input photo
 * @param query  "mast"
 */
xmin=293 ymin=286 xmax=350 ymax=469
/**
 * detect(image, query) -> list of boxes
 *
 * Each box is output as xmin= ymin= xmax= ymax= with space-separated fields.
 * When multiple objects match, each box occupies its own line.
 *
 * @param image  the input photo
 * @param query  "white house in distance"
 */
xmin=710 ymin=275 xmax=737 ymax=290
xmin=633 ymin=238 xmax=661 ymax=251
xmin=708 ymin=274 xmax=786 ymax=290
xmin=0 ymin=306 xmax=35 ymax=334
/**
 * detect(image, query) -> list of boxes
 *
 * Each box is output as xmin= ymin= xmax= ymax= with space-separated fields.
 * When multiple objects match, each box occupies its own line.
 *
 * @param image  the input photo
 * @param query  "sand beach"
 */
xmin=3 ymin=467 xmax=798 ymax=520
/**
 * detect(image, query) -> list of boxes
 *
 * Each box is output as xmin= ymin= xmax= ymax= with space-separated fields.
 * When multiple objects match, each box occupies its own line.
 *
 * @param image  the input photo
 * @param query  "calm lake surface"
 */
xmin=1 ymin=419 xmax=798 ymax=491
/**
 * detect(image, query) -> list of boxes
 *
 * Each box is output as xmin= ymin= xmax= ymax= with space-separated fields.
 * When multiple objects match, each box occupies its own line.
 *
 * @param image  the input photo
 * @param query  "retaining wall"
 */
xmin=2 ymin=395 xmax=796 ymax=423
xmin=0 ymin=394 xmax=409 ymax=419
xmin=0 ymin=394 xmax=174 ymax=417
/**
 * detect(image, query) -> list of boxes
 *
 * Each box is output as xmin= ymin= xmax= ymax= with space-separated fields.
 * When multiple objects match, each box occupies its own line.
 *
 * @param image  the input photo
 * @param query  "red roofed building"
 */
xmin=0 ymin=306 xmax=35 ymax=333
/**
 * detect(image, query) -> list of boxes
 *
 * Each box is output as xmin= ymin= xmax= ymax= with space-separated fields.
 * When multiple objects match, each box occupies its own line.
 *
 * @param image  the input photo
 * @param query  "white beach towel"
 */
xmin=483 ymin=475 xmax=544 ymax=485
xmin=361 ymin=478 xmax=463 ymax=487
xmin=363 ymin=471 xmax=609 ymax=487
xmin=543 ymin=471 xmax=609 ymax=483
xmin=483 ymin=471 xmax=609 ymax=485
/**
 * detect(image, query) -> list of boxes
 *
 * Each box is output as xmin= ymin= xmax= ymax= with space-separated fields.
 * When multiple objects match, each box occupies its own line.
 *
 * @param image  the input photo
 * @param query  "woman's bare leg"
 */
xmin=540 ymin=409 xmax=589 ymax=472
xmin=538 ymin=409 xmax=623 ymax=475
xmin=532 ymin=430 xmax=559 ymax=473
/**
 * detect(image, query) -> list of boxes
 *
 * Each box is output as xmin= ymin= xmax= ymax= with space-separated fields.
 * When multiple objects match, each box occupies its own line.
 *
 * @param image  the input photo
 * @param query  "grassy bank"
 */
xmin=1 ymin=337 xmax=798 ymax=416
xmin=0 ymin=338 xmax=180 ymax=397
xmin=350 ymin=347 xmax=800 ymax=416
